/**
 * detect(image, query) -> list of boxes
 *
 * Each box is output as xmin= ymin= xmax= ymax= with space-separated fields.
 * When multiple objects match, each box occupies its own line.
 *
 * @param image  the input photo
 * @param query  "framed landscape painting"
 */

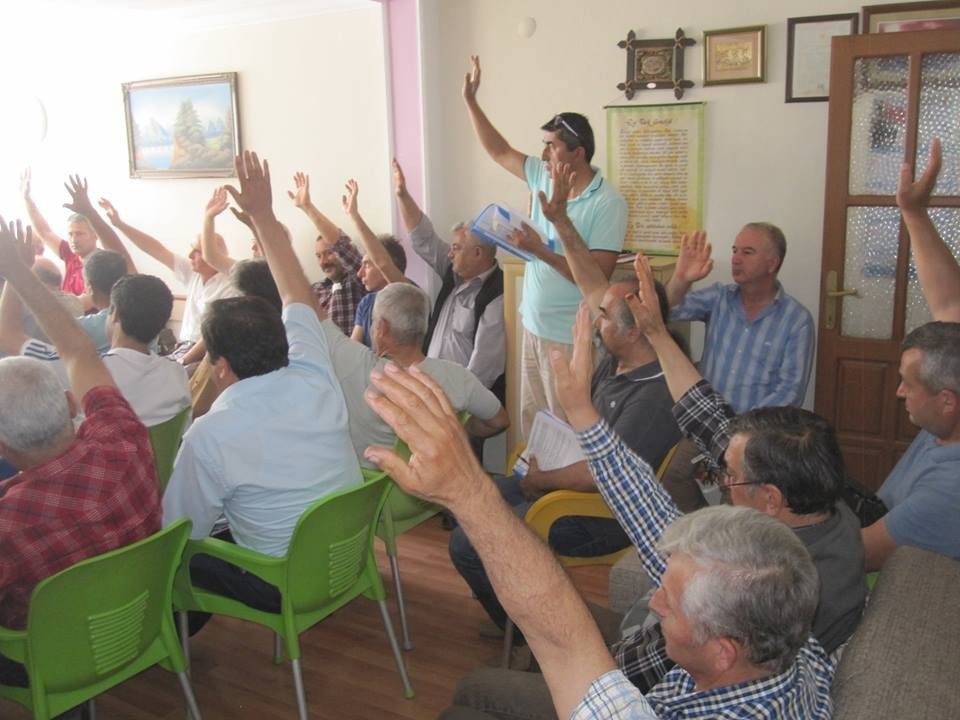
xmin=123 ymin=72 xmax=240 ymax=178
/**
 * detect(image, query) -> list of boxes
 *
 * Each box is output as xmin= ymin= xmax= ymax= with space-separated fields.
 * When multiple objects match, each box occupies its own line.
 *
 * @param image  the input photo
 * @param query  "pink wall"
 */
xmin=381 ymin=0 xmax=428 ymax=286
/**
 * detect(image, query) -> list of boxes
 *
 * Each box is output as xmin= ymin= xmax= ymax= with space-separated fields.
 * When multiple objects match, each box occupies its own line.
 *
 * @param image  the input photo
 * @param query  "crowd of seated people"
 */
xmin=0 ymin=69 xmax=958 ymax=719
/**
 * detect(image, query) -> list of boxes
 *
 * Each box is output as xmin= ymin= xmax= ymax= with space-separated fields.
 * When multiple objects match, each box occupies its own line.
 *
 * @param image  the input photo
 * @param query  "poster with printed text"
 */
xmin=607 ymin=103 xmax=704 ymax=255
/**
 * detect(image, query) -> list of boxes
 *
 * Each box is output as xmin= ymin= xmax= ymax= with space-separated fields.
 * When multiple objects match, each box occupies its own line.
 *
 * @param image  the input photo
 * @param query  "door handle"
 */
xmin=824 ymin=270 xmax=858 ymax=330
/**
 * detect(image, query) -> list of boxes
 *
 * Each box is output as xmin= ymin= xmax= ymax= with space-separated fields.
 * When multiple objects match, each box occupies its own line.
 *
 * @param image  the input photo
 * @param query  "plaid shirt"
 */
xmin=311 ymin=233 xmax=367 ymax=336
xmin=578 ymin=419 xmax=834 ymax=718
xmin=671 ymin=379 xmax=735 ymax=473
xmin=0 ymin=386 xmax=161 ymax=629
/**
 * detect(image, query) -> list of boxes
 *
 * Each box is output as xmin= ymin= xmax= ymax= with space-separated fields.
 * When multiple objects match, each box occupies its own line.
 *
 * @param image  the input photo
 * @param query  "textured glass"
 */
xmin=917 ymin=53 xmax=960 ymax=196
xmin=849 ymin=56 xmax=909 ymax=195
xmin=905 ymin=208 xmax=960 ymax=333
xmin=842 ymin=207 xmax=901 ymax=339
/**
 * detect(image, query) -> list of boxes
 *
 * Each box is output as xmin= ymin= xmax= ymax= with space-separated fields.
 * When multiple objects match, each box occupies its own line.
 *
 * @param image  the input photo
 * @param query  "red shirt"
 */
xmin=0 ymin=386 xmax=161 ymax=629
xmin=59 ymin=239 xmax=85 ymax=296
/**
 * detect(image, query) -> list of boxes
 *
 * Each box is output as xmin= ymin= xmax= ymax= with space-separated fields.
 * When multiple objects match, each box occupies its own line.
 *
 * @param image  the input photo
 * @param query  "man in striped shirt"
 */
xmin=666 ymin=225 xmax=814 ymax=413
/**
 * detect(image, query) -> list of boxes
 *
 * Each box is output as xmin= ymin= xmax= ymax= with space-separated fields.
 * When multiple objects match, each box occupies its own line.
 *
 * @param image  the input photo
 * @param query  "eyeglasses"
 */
xmin=715 ymin=466 xmax=764 ymax=489
xmin=552 ymin=114 xmax=581 ymax=139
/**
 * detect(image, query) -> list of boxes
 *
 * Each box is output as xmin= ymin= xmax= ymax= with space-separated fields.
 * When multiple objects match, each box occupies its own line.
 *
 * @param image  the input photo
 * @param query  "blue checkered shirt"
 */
xmin=670 ymin=282 xmax=814 ymax=413
xmin=577 ymin=419 xmax=835 ymax=718
xmin=672 ymin=379 xmax=735 ymax=473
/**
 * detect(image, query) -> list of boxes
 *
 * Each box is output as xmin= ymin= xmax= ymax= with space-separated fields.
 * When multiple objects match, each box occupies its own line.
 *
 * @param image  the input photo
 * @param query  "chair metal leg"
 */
xmin=501 ymin=619 xmax=515 ymax=668
xmin=178 ymin=612 xmax=191 ymax=676
xmin=274 ymin=632 xmax=283 ymax=664
xmin=84 ymin=699 xmax=96 ymax=720
xmin=377 ymin=600 xmax=415 ymax=699
xmin=177 ymin=671 xmax=203 ymax=720
xmin=388 ymin=554 xmax=414 ymax=651
xmin=291 ymin=658 xmax=308 ymax=720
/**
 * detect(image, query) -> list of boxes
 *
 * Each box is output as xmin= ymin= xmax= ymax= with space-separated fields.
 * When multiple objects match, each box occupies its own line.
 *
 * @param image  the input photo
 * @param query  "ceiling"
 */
xmin=19 ymin=0 xmax=373 ymax=31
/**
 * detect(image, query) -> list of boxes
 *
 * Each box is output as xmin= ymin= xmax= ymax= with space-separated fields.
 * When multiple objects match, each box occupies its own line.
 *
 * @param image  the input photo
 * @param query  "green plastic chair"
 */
xmin=362 ymin=412 xmax=473 ymax=651
xmin=174 ymin=475 xmax=413 ymax=720
xmin=0 ymin=519 xmax=200 ymax=720
xmin=148 ymin=405 xmax=191 ymax=493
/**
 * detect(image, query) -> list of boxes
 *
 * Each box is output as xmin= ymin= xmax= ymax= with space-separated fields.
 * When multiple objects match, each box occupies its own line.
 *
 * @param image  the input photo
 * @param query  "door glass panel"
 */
xmin=842 ymin=206 xmax=901 ymax=339
xmin=849 ymin=56 xmax=909 ymax=195
xmin=917 ymin=52 xmax=960 ymax=196
xmin=905 ymin=208 xmax=960 ymax=333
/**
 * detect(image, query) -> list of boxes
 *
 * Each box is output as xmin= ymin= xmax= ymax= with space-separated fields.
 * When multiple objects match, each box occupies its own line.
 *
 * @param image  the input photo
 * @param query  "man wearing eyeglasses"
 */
xmin=462 ymin=55 xmax=627 ymax=438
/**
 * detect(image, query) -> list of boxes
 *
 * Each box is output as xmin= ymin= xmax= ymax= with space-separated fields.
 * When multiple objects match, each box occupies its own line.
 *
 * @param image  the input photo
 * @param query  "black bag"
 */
xmin=841 ymin=477 xmax=888 ymax=527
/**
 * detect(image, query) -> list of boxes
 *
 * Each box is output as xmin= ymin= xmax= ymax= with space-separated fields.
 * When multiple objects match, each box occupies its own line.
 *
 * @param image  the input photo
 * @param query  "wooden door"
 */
xmin=815 ymin=30 xmax=960 ymax=491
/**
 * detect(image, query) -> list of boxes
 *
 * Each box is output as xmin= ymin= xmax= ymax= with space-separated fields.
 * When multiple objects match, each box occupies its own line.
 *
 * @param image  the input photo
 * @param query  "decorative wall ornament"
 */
xmin=617 ymin=28 xmax=695 ymax=100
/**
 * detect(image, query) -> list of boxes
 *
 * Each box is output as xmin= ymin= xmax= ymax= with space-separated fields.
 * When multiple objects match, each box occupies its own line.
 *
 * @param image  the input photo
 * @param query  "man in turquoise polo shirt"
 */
xmin=462 ymin=55 xmax=627 ymax=437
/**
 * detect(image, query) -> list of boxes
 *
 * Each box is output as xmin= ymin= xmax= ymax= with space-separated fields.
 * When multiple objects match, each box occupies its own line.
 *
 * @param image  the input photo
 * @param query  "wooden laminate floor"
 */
xmin=1 ymin=516 xmax=610 ymax=719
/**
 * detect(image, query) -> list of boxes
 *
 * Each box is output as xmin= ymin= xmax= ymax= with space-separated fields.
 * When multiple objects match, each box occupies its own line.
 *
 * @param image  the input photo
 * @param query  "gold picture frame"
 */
xmin=702 ymin=25 xmax=766 ymax=86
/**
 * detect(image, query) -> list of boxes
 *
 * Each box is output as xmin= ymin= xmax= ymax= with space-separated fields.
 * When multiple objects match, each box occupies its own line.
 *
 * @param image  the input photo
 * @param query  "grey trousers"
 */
xmin=439 ymin=603 xmax=625 ymax=720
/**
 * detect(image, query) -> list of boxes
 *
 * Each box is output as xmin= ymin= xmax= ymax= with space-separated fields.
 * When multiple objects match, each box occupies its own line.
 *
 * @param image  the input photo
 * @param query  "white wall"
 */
xmin=420 ymin=0 xmax=853 ymax=406
xmin=0 ymin=3 xmax=391 ymax=289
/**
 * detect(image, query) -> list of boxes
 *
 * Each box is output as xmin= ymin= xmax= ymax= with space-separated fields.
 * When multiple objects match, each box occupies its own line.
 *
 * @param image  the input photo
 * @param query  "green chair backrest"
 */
xmin=22 ymin=520 xmax=191 ymax=716
xmin=284 ymin=476 xmax=390 ymax=615
xmin=148 ymin=406 xmax=191 ymax=493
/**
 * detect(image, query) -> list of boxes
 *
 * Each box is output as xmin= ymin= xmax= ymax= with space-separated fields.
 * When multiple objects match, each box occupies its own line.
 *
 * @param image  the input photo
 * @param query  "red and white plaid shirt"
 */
xmin=0 ymin=386 xmax=161 ymax=629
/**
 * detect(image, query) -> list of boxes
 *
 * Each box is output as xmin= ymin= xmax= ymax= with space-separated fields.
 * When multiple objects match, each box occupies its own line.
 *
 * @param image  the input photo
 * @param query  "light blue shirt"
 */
xmin=163 ymin=303 xmax=362 ymax=557
xmin=521 ymin=157 xmax=627 ymax=344
xmin=878 ymin=430 xmax=960 ymax=559
xmin=670 ymin=282 xmax=815 ymax=413
xmin=77 ymin=308 xmax=110 ymax=354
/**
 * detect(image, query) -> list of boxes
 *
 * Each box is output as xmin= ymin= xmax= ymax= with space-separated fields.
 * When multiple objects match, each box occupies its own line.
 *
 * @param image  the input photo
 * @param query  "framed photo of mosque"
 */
xmin=122 ymin=72 xmax=241 ymax=178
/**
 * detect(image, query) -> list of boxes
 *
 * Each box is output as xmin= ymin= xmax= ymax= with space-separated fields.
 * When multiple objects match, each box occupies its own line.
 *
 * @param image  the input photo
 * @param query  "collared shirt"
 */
xmin=172 ymin=255 xmax=234 ymax=343
xmin=311 ymin=233 xmax=367 ymax=336
xmin=521 ymin=157 xmax=627 ymax=344
xmin=411 ymin=214 xmax=505 ymax=389
xmin=0 ymin=386 xmax=161 ymax=629
xmin=162 ymin=303 xmax=362 ymax=557
xmin=75 ymin=308 xmax=111 ymax=355
xmin=670 ymin=282 xmax=815 ymax=412
xmin=319 ymin=318 xmax=503 ymax=469
xmin=58 ymin=240 xmax=85 ymax=296
xmin=21 ymin=339 xmax=190 ymax=427
xmin=577 ymin=418 xmax=834 ymax=719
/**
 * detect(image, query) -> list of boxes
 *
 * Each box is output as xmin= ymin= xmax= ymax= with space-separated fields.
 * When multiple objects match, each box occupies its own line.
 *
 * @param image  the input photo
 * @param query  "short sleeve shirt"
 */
xmin=521 ymin=157 xmax=627 ymax=344
xmin=58 ymin=240 xmax=86 ymax=296
xmin=172 ymin=255 xmax=233 ymax=343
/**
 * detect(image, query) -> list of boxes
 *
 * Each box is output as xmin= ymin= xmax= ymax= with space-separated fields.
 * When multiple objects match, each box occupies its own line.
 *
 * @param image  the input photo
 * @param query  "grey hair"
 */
xmin=66 ymin=213 xmax=93 ymax=228
xmin=743 ymin=222 xmax=787 ymax=274
xmin=452 ymin=222 xmax=497 ymax=260
xmin=657 ymin=505 xmax=818 ymax=674
xmin=0 ymin=357 xmax=71 ymax=453
xmin=902 ymin=321 xmax=960 ymax=394
xmin=372 ymin=282 xmax=429 ymax=347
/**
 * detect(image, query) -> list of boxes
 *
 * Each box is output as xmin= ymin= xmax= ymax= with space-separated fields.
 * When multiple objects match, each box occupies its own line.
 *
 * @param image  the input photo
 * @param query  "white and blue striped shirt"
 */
xmin=670 ymin=282 xmax=814 ymax=413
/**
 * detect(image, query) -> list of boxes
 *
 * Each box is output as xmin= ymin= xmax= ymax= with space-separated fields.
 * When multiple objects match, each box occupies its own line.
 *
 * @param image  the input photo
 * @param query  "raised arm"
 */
xmin=98 ymin=198 xmax=175 ymax=271
xmin=462 ymin=56 xmax=527 ymax=180
xmin=392 ymin=158 xmax=424 ymax=232
xmin=200 ymin=187 xmax=235 ymax=274
xmin=0 ymin=218 xmax=114 ymax=397
xmin=229 ymin=207 xmax=264 ymax=257
xmin=20 ymin=169 xmax=66 ymax=255
xmin=341 ymin=179 xmax=405 ymax=283
xmin=664 ymin=231 xmax=713 ymax=307
xmin=539 ymin=162 xmax=609 ymax=314
xmin=897 ymin=138 xmax=960 ymax=322
xmin=226 ymin=152 xmax=315 ymax=309
xmin=287 ymin=171 xmax=342 ymax=245
xmin=508 ymin=222 xmax=618 ymax=287
xmin=63 ymin=176 xmax=136 ymax=274
xmin=363 ymin=364 xmax=626 ymax=720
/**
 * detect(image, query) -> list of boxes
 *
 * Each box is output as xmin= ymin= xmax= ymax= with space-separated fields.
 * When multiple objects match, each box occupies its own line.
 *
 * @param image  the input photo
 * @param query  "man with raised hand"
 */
xmin=364 ymin=362 xmax=829 ymax=720
xmin=393 ymin=158 xmax=505 ymax=395
xmin=0 ymin=217 xmax=159 ymax=684
xmin=162 ymin=152 xmax=361 ymax=612
xmin=665 ymin=222 xmax=814 ymax=412
xmin=447 ymin=165 xmax=678 ymax=647
xmin=287 ymin=171 xmax=368 ymax=336
xmin=462 ymin=55 xmax=626 ymax=436
xmin=97 ymin=195 xmax=233 ymax=365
